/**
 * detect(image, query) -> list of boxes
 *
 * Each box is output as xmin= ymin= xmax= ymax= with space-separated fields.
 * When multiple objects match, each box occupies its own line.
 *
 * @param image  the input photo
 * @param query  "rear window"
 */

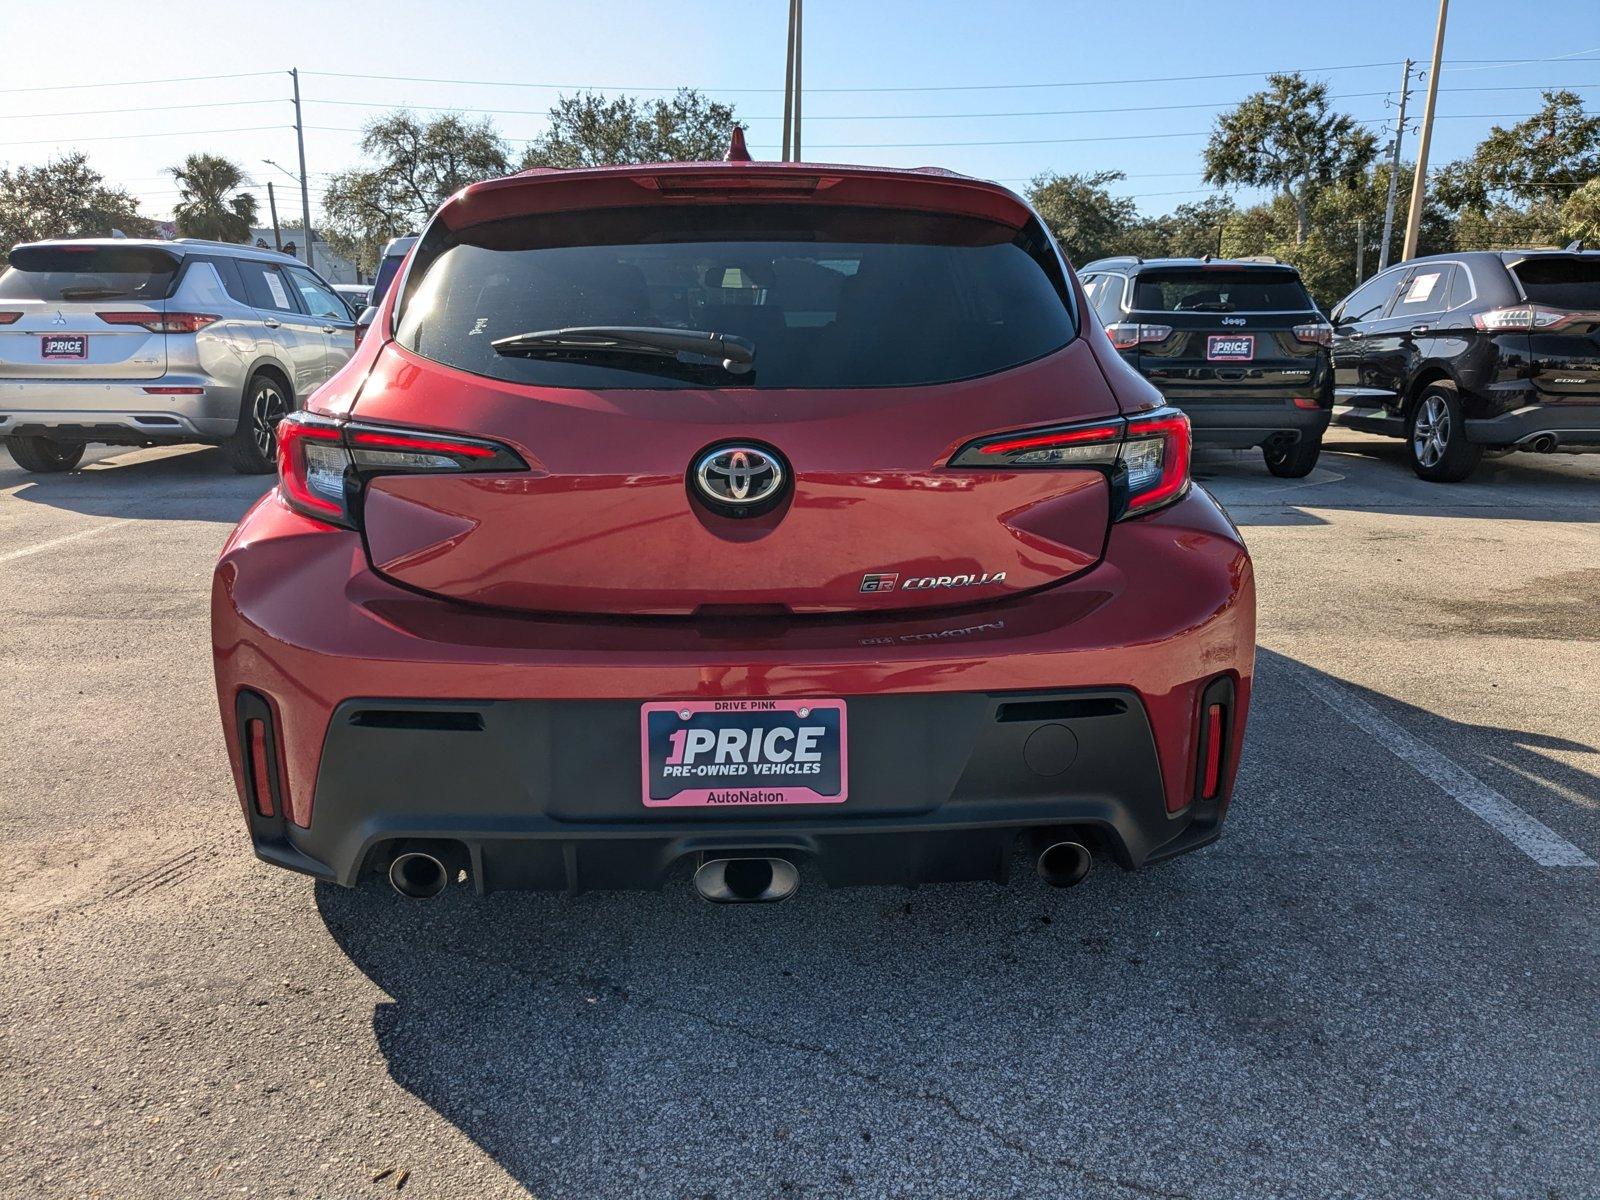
xmin=372 ymin=251 xmax=408 ymax=304
xmin=1131 ymin=268 xmax=1315 ymax=314
xmin=395 ymin=205 xmax=1077 ymax=389
xmin=0 ymin=245 xmax=179 ymax=302
xmin=1510 ymin=256 xmax=1600 ymax=308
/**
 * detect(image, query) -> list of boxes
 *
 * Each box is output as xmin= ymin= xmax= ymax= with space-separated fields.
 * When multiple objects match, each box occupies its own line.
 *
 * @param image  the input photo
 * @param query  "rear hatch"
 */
xmin=1125 ymin=265 xmax=1324 ymax=405
xmin=1508 ymin=254 xmax=1600 ymax=403
xmin=0 ymin=244 xmax=175 ymax=380
xmin=351 ymin=178 xmax=1122 ymax=617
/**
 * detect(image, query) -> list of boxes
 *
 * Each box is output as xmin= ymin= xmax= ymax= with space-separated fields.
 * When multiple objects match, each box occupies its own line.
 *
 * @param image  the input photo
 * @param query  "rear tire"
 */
xmin=1262 ymin=432 xmax=1322 ymax=478
xmin=225 ymin=372 xmax=292 ymax=475
xmin=1406 ymin=383 xmax=1481 ymax=483
xmin=6 ymin=435 xmax=85 ymax=473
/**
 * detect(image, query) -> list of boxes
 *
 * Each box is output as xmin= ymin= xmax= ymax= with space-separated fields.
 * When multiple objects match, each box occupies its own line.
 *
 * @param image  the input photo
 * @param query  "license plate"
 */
xmin=640 ymin=699 xmax=847 ymax=807
xmin=41 ymin=334 xmax=87 ymax=359
xmin=1207 ymin=334 xmax=1254 ymax=361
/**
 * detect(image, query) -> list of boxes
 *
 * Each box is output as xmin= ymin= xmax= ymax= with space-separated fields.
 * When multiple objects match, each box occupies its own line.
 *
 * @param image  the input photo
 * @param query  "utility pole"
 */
xmin=266 ymin=181 xmax=282 ymax=251
xmin=792 ymin=0 xmax=803 ymax=160
xmin=290 ymin=67 xmax=314 ymax=269
xmin=1355 ymin=217 xmax=1366 ymax=282
xmin=1377 ymin=58 xmax=1413 ymax=272
xmin=781 ymin=0 xmax=797 ymax=161
xmin=1402 ymin=0 xmax=1448 ymax=262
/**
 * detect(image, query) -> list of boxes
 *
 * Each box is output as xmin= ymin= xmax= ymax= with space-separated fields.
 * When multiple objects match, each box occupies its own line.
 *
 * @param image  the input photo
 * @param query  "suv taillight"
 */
xmin=1473 ymin=304 xmax=1600 ymax=332
xmin=1104 ymin=322 xmax=1173 ymax=351
xmin=277 ymin=411 xmax=526 ymax=528
xmin=1292 ymin=322 xmax=1334 ymax=346
xmin=97 ymin=311 xmax=218 ymax=333
xmin=950 ymin=407 xmax=1191 ymax=519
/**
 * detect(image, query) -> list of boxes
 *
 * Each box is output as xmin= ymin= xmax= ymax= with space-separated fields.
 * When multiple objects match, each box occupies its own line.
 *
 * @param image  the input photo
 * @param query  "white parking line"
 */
xmin=1286 ymin=661 xmax=1596 ymax=867
xmin=0 ymin=520 xmax=125 ymax=567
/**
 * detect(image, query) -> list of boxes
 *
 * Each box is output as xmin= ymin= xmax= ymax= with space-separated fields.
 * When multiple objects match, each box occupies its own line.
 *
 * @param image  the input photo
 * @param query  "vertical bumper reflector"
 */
xmin=1201 ymin=703 xmax=1225 ymax=800
xmin=247 ymin=719 xmax=275 ymax=818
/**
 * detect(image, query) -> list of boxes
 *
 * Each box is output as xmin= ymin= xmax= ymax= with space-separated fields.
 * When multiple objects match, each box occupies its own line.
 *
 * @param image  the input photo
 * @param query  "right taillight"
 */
xmin=1473 ymin=304 xmax=1585 ymax=332
xmin=1292 ymin=322 xmax=1333 ymax=345
xmin=1104 ymin=322 xmax=1173 ymax=351
xmin=950 ymin=406 xmax=1191 ymax=519
xmin=276 ymin=411 xmax=526 ymax=528
xmin=1120 ymin=409 xmax=1191 ymax=516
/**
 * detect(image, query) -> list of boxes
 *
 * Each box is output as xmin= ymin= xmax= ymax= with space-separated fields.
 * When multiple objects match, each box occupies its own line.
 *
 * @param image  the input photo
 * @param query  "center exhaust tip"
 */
xmin=1035 ymin=839 xmax=1093 ymax=889
xmin=694 ymin=856 xmax=799 ymax=903
xmin=389 ymin=850 xmax=449 ymax=899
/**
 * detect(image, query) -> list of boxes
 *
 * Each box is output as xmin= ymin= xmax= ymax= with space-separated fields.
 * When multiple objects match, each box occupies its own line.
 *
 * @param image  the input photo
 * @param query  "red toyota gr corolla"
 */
xmin=211 ymin=149 xmax=1255 ymax=902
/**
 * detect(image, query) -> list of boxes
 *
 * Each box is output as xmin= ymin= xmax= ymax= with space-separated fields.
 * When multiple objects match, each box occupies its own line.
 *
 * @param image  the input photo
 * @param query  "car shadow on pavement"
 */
xmin=312 ymin=648 xmax=1598 ymax=1199
xmin=0 ymin=444 xmax=272 ymax=522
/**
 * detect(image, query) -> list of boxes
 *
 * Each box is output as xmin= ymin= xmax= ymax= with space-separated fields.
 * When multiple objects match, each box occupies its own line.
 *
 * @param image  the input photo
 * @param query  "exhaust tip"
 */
xmin=1531 ymin=434 xmax=1558 ymax=453
xmin=388 ymin=850 xmax=449 ymax=899
xmin=1035 ymin=840 xmax=1093 ymax=888
xmin=694 ymin=856 xmax=799 ymax=903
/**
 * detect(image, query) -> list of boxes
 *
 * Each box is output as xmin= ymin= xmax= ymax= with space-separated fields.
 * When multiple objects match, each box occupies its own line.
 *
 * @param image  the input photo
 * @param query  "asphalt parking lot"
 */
xmin=2 ymin=432 xmax=1597 ymax=1199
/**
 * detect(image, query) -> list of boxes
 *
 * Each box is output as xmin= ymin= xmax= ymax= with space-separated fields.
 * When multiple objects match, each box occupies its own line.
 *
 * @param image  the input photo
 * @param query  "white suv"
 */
xmin=0 ymin=238 xmax=357 ymax=473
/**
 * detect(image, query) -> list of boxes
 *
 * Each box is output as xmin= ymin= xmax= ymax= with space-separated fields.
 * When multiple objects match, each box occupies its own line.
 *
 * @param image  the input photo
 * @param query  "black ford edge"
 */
xmin=1329 ymin=245 xmax=1600 ymax=481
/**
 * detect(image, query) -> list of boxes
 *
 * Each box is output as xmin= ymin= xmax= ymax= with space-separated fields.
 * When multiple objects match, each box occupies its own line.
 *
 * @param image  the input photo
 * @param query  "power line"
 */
xmin=300 ymin=53 xmax=1597 ymax=94
xmin=292 ymin=82 xmax=1596 ymax=124
xmin=0 ymin=70 xmax=283 ymax=94
xmin=0 ymin=98 xmax=285 ymax=121
xmin=0 ymin=124 xmax=289 ymax=148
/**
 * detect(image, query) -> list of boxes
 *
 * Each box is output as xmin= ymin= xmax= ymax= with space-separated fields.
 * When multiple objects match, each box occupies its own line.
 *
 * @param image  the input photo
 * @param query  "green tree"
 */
xmin=1026 ymin=170 xmax=1138 ymax=265
xmin=0 ymin=152 xmax=154 ymax=249
xmin=1203 ymin=73 xmax=1378 ymax=246
xmin=167 ymin=153 xmax=258 ymax=242
xmin=520 ymin=89 xmax=737 ymax=169
xmin=321 ymin=111 xmax=512 ymax=272
xmin=1559 ymin=176 xmax=1600 ymax=245
xmin=1434 ymin=90 xmax=1600 ymax=215
xmin=1123 ymin=195 xmax=1240 ymax=260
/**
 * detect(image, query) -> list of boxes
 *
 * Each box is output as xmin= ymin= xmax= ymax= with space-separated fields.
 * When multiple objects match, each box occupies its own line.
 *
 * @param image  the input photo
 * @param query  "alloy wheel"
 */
xmin=251 ymin=382 xmax=289 ymax=459
xmin=1413 ymin=394 xmax=1449 ymax=468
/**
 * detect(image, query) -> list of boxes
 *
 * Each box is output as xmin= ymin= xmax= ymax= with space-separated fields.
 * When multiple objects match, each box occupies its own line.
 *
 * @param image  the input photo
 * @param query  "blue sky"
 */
xmin=2 ymin=0 xmax=1596 ymax=224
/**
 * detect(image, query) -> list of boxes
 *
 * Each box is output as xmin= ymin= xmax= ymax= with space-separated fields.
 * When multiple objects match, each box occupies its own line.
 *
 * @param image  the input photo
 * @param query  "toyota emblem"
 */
xmin=693 ymin=444 xmax=786 ymax=510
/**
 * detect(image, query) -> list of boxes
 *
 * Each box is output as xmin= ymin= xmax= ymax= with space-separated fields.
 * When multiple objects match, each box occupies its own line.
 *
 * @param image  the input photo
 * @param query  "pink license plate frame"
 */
xmin=640 ymin=698 xmax=848 ymax=808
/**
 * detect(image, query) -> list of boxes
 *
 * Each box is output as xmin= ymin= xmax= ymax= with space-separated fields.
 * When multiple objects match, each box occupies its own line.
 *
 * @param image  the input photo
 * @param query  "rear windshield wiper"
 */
xmin=491 ymin=325 xmax=755 ymax=374
xmin=58 ymin=286 xmax=135 ymax=300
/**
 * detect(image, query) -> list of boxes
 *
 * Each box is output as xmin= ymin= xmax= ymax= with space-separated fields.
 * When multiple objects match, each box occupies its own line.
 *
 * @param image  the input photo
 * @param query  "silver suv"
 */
xmin=0 ymin=238 xmax=357 ymax=473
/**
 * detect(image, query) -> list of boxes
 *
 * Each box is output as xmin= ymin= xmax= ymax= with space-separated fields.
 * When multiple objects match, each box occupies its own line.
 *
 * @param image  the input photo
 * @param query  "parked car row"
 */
xmin=1075 ymin=243 xmax=1599 ymax=482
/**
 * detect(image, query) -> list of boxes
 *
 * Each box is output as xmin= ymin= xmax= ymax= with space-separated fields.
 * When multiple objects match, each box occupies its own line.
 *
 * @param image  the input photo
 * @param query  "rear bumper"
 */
xmin=1463 ymin=403 xmax=1600 ymax=450
xmin=212 ymin=488 xmax=1256 ymax=893
xmin=1174 ymin=400 xmax=1332 ymax=449
xmin=0 ymin=376 xmax=240 ymax=443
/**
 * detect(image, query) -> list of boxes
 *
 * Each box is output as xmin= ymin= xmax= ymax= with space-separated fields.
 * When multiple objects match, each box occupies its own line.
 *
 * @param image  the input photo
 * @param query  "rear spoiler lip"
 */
xmin=7 ymin=241 xmax=184 ymax=271
xmin=435 ymin=162 xmax=1038 ymax=233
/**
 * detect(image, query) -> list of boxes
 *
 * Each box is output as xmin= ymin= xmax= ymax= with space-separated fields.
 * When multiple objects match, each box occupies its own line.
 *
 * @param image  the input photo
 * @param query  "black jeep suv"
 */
xmin=1329 ymin=246 xmax=1600 ymax=481
xmin=1078 ymin=256 xmax=1333 ymax=477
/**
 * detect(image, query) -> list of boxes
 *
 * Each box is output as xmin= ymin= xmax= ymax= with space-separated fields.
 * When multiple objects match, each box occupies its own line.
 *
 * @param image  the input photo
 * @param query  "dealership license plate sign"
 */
xmin=1206 ymin=334 xmax=1254 ymax=361
xmin=640 ymin=699 xmax=847 ymax=807
xmin=41 ymin=335 xmax=87 ymax=359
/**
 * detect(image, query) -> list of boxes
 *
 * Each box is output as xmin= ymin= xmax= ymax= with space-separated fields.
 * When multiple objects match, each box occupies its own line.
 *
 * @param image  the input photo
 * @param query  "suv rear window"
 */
xmin=372 ymin=251 xmax=408 ymax=304
xmin=1510 ymin=256 xmax=1600 ymax=309
xmin=395 ymin=205 xmax=1076 ymax=389
xmin=0 ymin=245 xmax=179 ymax=302
xmin=1131 ymin=267 xmax=1315 ymax=313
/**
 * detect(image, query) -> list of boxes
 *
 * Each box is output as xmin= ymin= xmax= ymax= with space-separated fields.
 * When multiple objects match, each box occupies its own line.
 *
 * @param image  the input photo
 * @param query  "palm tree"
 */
xmin=168 ymin=153 xmax=259 ymax=242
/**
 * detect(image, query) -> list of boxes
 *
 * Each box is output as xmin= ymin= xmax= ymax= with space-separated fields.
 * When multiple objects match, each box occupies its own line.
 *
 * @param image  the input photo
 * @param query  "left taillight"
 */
xmin=96 ymin=311 xmax=218 ymax=333
xmin=950 ymin=407 xmax=1191 ymax=519
xmin=277 ymin=411 xmax=526 ymax=528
